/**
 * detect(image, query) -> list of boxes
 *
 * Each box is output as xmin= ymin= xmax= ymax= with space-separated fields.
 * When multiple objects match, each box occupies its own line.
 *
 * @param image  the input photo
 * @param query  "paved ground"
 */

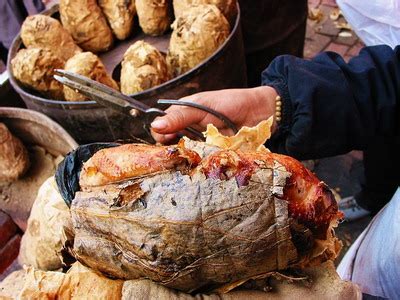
xmin=306 ymin=0 xmax=365 ymax=62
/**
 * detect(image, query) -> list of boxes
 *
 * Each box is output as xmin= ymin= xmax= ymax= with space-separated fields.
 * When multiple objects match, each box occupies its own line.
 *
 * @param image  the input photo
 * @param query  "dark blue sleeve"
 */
xmin=262 ymin=45 xmax=400 ymax=160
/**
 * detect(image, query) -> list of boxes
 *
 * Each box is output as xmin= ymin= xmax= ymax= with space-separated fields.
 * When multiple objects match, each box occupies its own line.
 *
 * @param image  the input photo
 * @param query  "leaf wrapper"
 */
xmin=70 ymin=158 xmax=299 ymax=292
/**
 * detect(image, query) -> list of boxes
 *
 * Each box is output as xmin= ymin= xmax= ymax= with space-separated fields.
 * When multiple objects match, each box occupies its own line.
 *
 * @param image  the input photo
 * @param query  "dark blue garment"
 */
xmin=262 ymin=45 xmax=400 ymax=160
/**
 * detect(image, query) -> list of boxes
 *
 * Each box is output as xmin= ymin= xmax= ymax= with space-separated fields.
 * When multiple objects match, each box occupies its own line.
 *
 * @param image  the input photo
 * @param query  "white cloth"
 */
xmin=337 ymin=0 xmax=400 ymax=48
xmin=337 ymin=188 xmax=400 ymax=298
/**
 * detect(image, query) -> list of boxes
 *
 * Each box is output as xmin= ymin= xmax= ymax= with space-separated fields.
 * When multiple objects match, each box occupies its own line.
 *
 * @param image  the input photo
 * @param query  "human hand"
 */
xmin=151 ymin=86 xmax=278 ymax=143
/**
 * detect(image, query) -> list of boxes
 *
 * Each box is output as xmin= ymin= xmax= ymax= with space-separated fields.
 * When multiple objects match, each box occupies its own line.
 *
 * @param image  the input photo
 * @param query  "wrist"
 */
xmin=252 ymin=86 xmax=278 ymax=132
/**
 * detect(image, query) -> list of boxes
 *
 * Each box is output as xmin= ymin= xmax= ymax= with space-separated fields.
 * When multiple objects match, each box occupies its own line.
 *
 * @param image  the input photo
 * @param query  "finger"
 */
xmin=151 ymin=106 xmax=207 ymax=134
xmin=151 ymin=129 xmax=177 ymax=144
xmin=218 ymin=127 xmax=236 ymax=136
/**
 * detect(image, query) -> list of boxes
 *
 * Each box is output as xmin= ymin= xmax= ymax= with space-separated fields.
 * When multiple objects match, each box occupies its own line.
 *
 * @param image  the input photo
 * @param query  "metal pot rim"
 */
xmin=7 ymin=3 xmax=242 ymax=108
xmin=0 ymin=106 xmax=78 ymax=151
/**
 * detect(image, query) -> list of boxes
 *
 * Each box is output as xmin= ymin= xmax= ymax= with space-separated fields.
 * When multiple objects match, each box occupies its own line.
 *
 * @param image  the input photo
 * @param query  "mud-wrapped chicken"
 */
xmin=56 ymin=122 xmax=342 ymax=293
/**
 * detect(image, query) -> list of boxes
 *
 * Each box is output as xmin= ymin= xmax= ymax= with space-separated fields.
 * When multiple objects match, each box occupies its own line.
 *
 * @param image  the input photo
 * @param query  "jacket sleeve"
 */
xmin=262 ymin=45 xmax=400 ymax=160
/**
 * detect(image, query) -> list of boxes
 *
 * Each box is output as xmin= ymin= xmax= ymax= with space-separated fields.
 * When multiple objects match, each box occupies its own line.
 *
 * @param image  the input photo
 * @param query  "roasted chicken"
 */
xmin=80 ymin=143 xmax=341 ymax=233
xmin=67 ymin=138 xmax=342 ymax=292
xmin=80 ymin=144 xmax=201 ymax=187
xmin=200 ymin=150 xmax=341 ymax=235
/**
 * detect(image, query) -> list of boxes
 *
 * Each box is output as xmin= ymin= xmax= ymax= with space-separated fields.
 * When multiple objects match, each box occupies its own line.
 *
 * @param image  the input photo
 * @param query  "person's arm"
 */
xmin=152 ymin=45 xmax=400 ymax=159
xmin=263 ymin=45 xmax=400 ymax=159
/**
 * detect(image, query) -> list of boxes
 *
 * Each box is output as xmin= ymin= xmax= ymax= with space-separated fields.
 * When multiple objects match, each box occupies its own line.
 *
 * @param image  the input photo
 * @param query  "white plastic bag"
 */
xmin=337 ymin=188 xmax=400 ymax=298
xmin=337 ymin=0 xmax=400 ymax=48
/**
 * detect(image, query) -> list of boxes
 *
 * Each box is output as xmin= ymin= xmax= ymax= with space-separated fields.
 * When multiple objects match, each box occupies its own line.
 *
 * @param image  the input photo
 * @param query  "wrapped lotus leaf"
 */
xmin=121 ymin=41 xmax=170 ymax=94
xmin=204 ymin=118 xmax=273 ymax=153
xmin=167 ymin=4 xmax=230 ymax=76
xmin=173 ymin=0 xmax=237 ymax=25
xmin=0 ymin=270 xmax=27 ymax=299
xmin=63 ymin=52 xmax=119 ymax=101
xmin=21 ymin=14 xmax=81 ymax=61
xmin=0 ymin=123 xmax=29 ymax=182
xmin=122 ymin=261 xmax=360 ymax=299
xmin=136 ymin=0 xmax=171 ymax=36
xmin=0 ymin=262 xmax=360 ymax=299
xmin=18 ymin=177 xmax=72 ymax=271
xmin=59 ymin=0 xmax=114 ymax=52
xmin=11 ymin=48 xmax=65 ymax=100
xmin=18 ymin=262 xmax=123 ymax=299
xmin=98 ymin=0 xmax=136 ymax=40
xmin=55 ymin=124 xmax=342 ymax=293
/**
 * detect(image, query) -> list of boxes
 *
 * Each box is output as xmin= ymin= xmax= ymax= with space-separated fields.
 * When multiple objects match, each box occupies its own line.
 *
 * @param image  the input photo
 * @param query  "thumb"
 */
xmin=150 ymin=107 xmax=206 ymax=134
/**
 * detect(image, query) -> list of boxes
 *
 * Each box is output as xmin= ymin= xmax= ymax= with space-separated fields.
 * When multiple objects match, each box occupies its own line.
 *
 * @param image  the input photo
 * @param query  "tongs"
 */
xmin=54 ymin=69 xmax=238 ymax=141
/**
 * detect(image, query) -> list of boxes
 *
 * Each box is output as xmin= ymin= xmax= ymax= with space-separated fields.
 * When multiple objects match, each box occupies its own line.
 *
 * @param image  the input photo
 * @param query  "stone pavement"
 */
xmin=306 ymin=0 xmax=365 ymax=62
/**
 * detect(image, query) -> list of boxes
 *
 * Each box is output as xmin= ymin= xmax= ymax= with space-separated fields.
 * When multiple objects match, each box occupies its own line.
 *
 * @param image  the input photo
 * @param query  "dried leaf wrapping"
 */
xmin=204 ymin=118 xmax=273 ymax=153
xmin=18 ymin=177 xmax=72 ymax=271
xmin=63 ymin=52 xmax=119 ymax=101
xmin=173 ymin=0 xmax=237 ymax=25
xmin=121 ymin=41 xmax=169 ymax=94
xmin=19 ymin=267 xmax=66 ymax=299
xmin=136 ymin=0 xmax=171 ymax=36
xmin=167 ymin=4 xmax=230 ymax=76
xmin=0 ymin=123 xmax=30 ymax=182
xmin=54 ymin=122 xmax=342 ymax=294
xmin=0 ymin=262 xmax=360 ymax=299
xmin=59 ymin=0 xmax=114 ymax=52
xmin=20 ymin=14 xmax=81 ymax=61
xmin=18 ymin=262 xmax=123 ymax=299
xmin=11 ymin=48 xmax=65 ymax=100
xmin=98 ymin=0 xmax=136 ymax=40
xmin=69 ymin=145 xmax=341 ymax=292
xmin=122 ymin=261 xmax=361 ymax=298
xmin=0 ymin=270 xmax=26 ymax=299
xmin=70 ymin=159 xmax=299 ymax=292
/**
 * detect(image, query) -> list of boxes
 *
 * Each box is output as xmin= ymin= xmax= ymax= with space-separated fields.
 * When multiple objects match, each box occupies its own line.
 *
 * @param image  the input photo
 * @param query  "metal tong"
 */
xmin=54 ymin=69 xmax=238 ymax=141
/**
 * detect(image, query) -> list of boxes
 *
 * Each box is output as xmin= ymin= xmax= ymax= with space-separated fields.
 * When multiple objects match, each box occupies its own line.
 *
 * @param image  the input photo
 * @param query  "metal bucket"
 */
xmin=0 ymin=107 xmax=77 ymax=234
xmin=7 ymin=4 xmax=246 ymax=144
xmin=0 ymin=107 xmax=77 ymax=155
